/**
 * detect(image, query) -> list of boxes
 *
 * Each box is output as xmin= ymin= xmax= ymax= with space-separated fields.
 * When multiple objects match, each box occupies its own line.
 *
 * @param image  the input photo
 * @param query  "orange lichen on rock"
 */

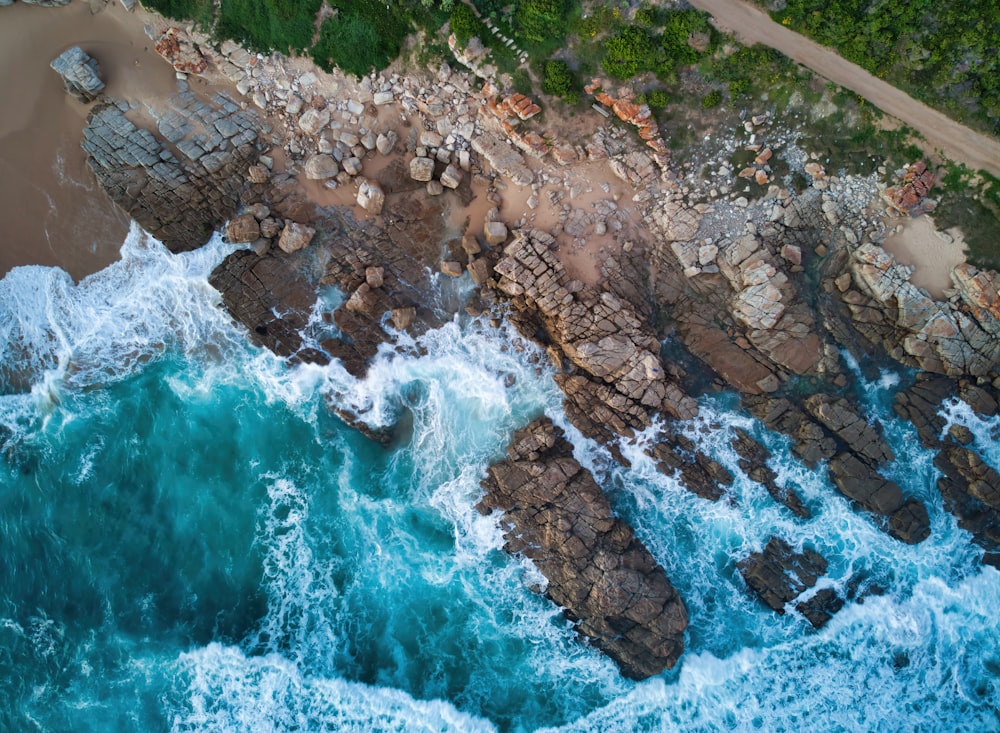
xmin=154 ymin=28 xmax=208 ymax=75
xmin=587 ymin=79 xmax=670 ymax=161
xmin=885 ymin=161 xmax=936 ymax=215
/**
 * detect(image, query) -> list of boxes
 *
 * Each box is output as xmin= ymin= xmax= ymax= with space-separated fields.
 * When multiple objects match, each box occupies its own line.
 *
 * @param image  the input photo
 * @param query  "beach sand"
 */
xmin=882 ymin=214 xmax=967 ymax=298
xmin=0 ymin=0 xmax=181 ymax=280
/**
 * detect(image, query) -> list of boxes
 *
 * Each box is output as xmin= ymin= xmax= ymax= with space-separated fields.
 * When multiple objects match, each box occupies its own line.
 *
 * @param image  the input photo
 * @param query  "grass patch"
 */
xmin=311 ymin=1 xmax=411 ymax=77
xmin=216 ymin=0 xmax=322 ymax=55
xmin=935 ymin=168 xmax=1000 ymax=270
xmin=141 ymin=0 xmax=214 ymax=28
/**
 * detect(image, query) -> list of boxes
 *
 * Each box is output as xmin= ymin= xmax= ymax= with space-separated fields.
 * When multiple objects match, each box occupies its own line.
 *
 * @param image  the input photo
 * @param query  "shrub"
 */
xmin=542 ymin=59 xmax=575 ymax=98
xmin=702 ymin=89 xmax=722 ymax=108
xmin=648 ymin=88 xmax=669 ymax=108
xmin=217 ymin=0 xmax=322 ymax=54
xmin=602 ymin=25 xmax=654 ymax=80
xmin=515 ymin=0 xmax=567 ymax=43
xmin=311 ymin=1 xmax=408 ymax=77
xmin=450 ymin=3 xmax=483 ymax=47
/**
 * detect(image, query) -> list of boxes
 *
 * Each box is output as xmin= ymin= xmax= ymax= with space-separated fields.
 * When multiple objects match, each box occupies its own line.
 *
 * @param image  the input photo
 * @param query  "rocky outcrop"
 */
xmin=884 ymin=161 xmax=935 ymax=215
xmin=838 ymin=243 xmax=1000 ymax=379
xmin=82 ymin=92 xmax=260 ymax=252
xmin=731 ymin=428 xmax=810 ymax=518
xmin=744 ymin=394 xmax=930 ymax=543
xmin=738 ymin=536 xmax=843 ymax=628
xmin=154 ymin=28 xmax=208 ymax=75
xmin=471 ymin=127 xmax=533 ymax=186
xmin=478 ymin=418 xmax=687 ymax=679
xmin=491 ymin=229 xmax=696 ymax=447
xmin=894 ymin=376 xmax=1000 ymax=565
xmin=648 ymin=432 xmax=733 ymax=502
xmin=50 ymin=46 xmax=104 ymax=103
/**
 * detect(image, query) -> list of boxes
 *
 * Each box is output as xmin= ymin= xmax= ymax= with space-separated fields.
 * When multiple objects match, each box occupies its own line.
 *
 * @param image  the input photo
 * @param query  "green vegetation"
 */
xmin=311 ymin=2 xmax=410 ymax=77
xmin=515 ymin=0 xmax=568 ymax=43
xmin=449 ymin=4 xmax=485 ymax=48
xmin=701 ymin=89 xmax=722 ymax=108
xmin=141 ymin=0 xmax=214 ymax=29
xmin=216 ymin=0 xmax=322 ymax=55
xmin=758 ymin=0 xmax=1000 ymax=136
xmin=935 ymin=168 xmax=1000 ymax=270
xmin=542 ymin=59 xmax=579 ymax=103
xmin=602 ymin=25 xmax=655 ymax=80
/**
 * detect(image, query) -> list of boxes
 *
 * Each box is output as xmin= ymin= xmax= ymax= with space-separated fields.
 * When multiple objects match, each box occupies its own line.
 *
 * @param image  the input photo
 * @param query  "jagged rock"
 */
xmin=738 ymin=537 xmax=841 ymax=628
xmin=248 ymin=165 xmax=270 ymax=184
xmin=82 ymin=95 xmax=260 ymax=252
xmin=649 ymin=433 xmax=733 ymax=501
xmin=391 ymin=306 xmax=416 ymax=330
xmin=365 ymin=266 xmax=384 ymax=289
xmin=154 ymin=28 xmax=207 ymax=74
xmin=409 ymin=157 xmax=435 ymax=182
xmin=478 ymin=418 xmax=687 ymax=679
xmin=259 ymin=217 xmax=282 ymax=238
xmin=440 ymin=164 xmax=463 ymax=189
xmin=440 ymin=260 xmax=463 ymax=277
xmin=226 ymin=213 xmax=260 ymax=243
xmin=484 ymin=221 xmax=507 ymax=245
xmin=356 ymin=180 xmax=385 ymax=215
xmin=471 ymin=130 xmax=534 ymax=186
xmin=209 ymin=250 xmax=319 ymax=360
xmin=491 ymin=231 xmax=696 ymax=450
xmin=731 ymin=428 xmax=810 ymax=518
xmin=278 ymin=222 xmax=315 ymax=253
xmin=343 ymin=157 xmax=363 ymax=176
xmin=376 ymin=131 xmax=397 ymax=155
xmin=803 ymin=394 xmax=893 ymax=466
xmin=304 ymin=154 xmax=339 ymax=180
xmin=50 ymin=46 xmax=104 ymax=103
xmin=796 ymin=588 xmax=845 ymax=629
xmin=299 ymin=107 xmax=331 ymax=135
xmin=467 ymin=257 xmax=492 ymax=286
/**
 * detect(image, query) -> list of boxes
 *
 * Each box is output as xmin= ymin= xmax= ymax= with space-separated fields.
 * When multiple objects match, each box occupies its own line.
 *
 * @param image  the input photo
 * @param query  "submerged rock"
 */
xmin=479 ymin=418 xmax=688 ymax=679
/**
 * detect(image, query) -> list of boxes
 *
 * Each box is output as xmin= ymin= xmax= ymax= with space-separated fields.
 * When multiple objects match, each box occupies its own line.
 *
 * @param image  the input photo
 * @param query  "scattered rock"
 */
xmin=226 ymin=213 xmax=260 ymax=243
xmin=356 ymin=180 xmax=385 ymax=215
xmin=278 ymin=221 xmax=316 ymax=253
xmin=304 ymin=154 xmax=339 ymax=180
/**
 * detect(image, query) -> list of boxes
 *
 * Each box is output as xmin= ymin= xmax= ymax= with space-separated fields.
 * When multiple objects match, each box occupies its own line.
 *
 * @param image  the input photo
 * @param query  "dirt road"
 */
xmin=688 ymin=0 xmax=1000 ymax=178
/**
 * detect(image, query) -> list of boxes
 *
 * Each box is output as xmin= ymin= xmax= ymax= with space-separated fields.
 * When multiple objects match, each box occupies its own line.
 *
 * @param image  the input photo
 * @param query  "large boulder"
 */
xmin=479 ymin=418 xmax=688 ymax=679
xmin=225 ymin=213 xmax=260 ymax=243
xmin=409 ymin=156 xmax=435 ymax=182
xmin=277 ymin=222 xmax=315 ymax=253
xmin=356 ymin=180 xmax=385 ymax=215
xmin=304 ymin=154 xmax=339 ymax=180
xmin=50 ymin=46 xmax=104 ymax=103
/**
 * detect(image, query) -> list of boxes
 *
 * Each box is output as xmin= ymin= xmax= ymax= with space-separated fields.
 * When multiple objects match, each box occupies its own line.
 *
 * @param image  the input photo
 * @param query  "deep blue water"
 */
xmin=0 ymin=225 xmax=997 ymax=732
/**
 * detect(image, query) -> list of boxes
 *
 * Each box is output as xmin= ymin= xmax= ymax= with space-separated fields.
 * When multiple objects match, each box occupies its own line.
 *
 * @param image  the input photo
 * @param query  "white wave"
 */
xmin=546 ymin=567 xmax=1000 ymax=733
xmin=0 ymin=221 xmax=246 ymax=398
xmin=169 ymin=643 xmax=495 ymax=733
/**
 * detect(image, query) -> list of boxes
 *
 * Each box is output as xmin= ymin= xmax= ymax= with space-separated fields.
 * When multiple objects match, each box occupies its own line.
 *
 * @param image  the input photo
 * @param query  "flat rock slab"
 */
xmin=478 ymin=417 xmax=687 ymax=679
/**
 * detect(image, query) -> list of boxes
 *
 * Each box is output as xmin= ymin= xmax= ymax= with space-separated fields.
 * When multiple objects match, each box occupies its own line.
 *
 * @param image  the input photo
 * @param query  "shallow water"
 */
xmin=0 ymin=225 xmax=997 ymax=732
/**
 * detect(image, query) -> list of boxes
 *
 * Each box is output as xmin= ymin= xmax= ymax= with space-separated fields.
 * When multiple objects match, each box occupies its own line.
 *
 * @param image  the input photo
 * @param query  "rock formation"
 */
xmin=894 ymin=376 xmax=1000 ymax=565
xmin=491 ymin=229 xmax=696 ymax=448
xmin=82 ymin=92 xmax=261 ymax=252
xmin=738 ymin=536 xmax=843 ymax=628
xmin=50 ymin=46 xmax=105 ymax=103
xmin=479 ymin=418 xmax=688 ymax=679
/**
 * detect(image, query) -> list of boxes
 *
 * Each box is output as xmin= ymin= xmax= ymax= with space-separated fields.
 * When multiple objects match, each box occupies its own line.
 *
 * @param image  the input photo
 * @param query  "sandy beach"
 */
xmin=882 ymin=214 xmax=967 ymax=298
xmin=0 ymin=0 xmax=188 ymax=280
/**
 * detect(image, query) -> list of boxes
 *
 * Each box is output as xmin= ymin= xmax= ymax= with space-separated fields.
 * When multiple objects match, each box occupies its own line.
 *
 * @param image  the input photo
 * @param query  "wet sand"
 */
xmin=0 ymin=0 xmax=178 ymax=280
xmin=882 ymin=214 xmax=967 ymax=298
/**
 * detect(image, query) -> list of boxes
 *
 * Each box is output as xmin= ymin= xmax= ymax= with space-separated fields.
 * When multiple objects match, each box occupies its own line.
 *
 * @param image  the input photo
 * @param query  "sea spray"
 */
xmin=0 ymin=225 xmax=998 ymax=732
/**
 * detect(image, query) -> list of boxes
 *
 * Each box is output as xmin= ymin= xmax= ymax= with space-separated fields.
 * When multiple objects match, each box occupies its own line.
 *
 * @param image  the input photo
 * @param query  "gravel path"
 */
xmin=688 ymin=0 xmax=1000 ymax=178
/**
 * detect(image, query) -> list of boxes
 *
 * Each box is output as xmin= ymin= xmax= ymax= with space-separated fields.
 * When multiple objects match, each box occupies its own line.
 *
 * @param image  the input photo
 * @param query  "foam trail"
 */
xmin=168 ymin=644 xmax=496 ymax=733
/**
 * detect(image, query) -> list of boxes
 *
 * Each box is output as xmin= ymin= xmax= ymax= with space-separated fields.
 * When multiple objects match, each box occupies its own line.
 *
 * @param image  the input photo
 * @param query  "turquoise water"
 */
xmin=0 ymin=225 xmax=998 ymax=732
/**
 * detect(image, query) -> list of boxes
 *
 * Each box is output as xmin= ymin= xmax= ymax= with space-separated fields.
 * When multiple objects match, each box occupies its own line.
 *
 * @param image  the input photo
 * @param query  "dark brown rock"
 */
xmin=730 ymin=428 xmax=810 ymax=518
xmin=738 ymin=537 xmax=836 ymax=617
xmin=796 ymin=588 xmax=845 ymax=629
xmin=478 ymin=418 xmax=687 ymax=679
xmin=83 ymin=92 xmax=260 ymax=252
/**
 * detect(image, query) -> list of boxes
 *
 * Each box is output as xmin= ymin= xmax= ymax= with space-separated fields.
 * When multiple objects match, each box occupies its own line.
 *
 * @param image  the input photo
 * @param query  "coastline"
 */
xmin=2 ymin=0 xmax=1000 ymax=724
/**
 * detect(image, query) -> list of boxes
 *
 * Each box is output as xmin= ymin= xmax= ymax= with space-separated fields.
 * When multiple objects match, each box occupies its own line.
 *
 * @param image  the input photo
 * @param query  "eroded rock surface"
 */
xmin=738 ymin=536 xmax=843 ymax=628
xmin=83 ymin=92 xmax=260 ymax=252
xmin=50 ymin=46 xmax=105 ymax=103
xmin=478 ymin=418 xmax=687 ymax=679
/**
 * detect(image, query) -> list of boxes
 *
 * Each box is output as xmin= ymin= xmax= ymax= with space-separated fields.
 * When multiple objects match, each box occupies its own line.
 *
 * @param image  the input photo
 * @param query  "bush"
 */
xmin=515 ymin=0 xmax=567 ymax=43
xmin=450 ymin=3 xmax=483 ymax=47
xmin=216 ymin=0 xmax=322 ymax=54
xmin=602 ymin=25 xmax=654 ymax=80
xmin=311 ymin=1 xmax=408 ymax=77
xmin=648 ymin=88 xmax=669 ymax=108
xmin=702 ymin=89 xmax=722 ymax=108
xmin=542 ymin=59 xmax=576 ymax=98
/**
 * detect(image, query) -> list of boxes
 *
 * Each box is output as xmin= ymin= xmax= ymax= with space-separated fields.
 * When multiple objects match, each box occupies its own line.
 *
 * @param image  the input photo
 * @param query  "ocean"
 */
xmin=0 ymin=224 xmax=997 ymax=732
